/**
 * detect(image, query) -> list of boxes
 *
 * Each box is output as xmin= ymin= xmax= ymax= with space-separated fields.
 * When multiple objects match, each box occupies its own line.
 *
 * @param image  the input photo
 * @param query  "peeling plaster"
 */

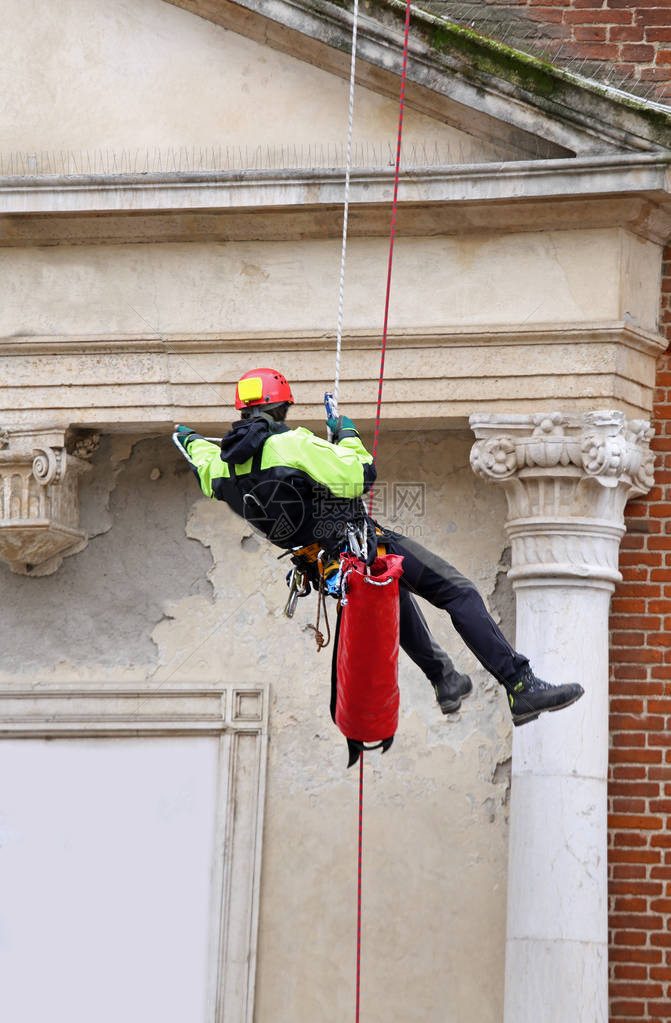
xmin=0 ymin=436 xmax=213 ymax=679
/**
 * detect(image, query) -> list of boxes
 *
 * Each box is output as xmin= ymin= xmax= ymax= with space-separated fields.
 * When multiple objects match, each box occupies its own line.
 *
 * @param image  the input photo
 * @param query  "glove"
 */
xmin=173 ymin=424 xmax=198 ymax=453
xmin=326 ymin=415 xmax=358 ymax=442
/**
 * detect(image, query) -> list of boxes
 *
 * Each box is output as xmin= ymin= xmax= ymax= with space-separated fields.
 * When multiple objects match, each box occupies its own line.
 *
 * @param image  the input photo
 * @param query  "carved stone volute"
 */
xmin=470 ymin=411 xmax=655 ymax=590
xmin=0 ymin=427 xmax=94 ymax=575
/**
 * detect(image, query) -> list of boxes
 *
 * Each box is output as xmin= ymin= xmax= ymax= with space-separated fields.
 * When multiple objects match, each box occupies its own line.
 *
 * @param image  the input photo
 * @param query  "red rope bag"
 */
xmin=331 ymin=552 xmax=404 ymax=766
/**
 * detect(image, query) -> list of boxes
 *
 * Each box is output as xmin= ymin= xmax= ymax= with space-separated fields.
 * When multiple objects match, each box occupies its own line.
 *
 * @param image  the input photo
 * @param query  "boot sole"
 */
xmin=438 ymin=679 xmax=473 ymax=714
xmin=512 ymin=689 xmax=584 ymax=727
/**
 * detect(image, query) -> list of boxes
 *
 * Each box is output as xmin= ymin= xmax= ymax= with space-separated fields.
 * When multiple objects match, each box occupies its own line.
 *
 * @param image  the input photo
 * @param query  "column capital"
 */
xmin=469 ymin=410 xmax=655 ymax=589
xmin=0 ymin=426 xmax=99 ymax=575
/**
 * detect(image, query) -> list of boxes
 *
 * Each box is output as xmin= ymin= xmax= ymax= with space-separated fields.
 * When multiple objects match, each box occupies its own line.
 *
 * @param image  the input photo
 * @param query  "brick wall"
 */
xmin=608 ymin=258 xmax=671 ymax=1020
xmin=428 ymin=0 xmax=671 ymax=101
xmin=425 ymin=4 xmax=671 ymax=1016
xmin=522 ymin=0 xmax=671 ymax=103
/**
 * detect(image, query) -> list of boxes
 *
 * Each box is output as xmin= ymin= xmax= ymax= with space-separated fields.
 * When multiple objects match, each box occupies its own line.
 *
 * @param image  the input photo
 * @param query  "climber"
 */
xmin=173 ymin=367 xmax=584 ymax=727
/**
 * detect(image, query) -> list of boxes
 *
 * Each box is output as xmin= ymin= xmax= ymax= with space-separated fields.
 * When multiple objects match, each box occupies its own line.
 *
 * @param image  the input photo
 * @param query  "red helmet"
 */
xmin=234 ymin=368 xmax=294 ymax=410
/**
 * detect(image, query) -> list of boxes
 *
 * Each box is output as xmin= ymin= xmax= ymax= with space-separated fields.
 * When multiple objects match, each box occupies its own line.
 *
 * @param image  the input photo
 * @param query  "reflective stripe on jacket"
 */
xmin=186 ymin=423 xmax=376 ymax=551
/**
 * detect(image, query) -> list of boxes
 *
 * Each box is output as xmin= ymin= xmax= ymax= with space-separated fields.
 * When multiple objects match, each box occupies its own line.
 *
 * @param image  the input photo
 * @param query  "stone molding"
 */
xmin=1 ymin=155 xmax=670 ymax=233
xmin=0 ymin=683 xmax=269 ymax=1023
xmin=470 ymin=410 xmax=655 ymax=588
xmin=1 ymin=324 xmax=665 ymax=434
xmin=0 ymin=426 xmax=96 ymax=576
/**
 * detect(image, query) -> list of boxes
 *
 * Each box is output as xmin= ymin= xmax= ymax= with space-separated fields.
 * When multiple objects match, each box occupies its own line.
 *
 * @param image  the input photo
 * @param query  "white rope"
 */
xmin=333 ymin=0 xmax=359 ymax=416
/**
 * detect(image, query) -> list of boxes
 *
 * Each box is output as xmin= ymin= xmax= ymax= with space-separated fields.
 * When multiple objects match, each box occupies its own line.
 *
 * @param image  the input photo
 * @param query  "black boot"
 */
xmin=504 ymin=665 xmax=584 ymax=727
xmin=433 ymin=672 xmax=473 ymax=714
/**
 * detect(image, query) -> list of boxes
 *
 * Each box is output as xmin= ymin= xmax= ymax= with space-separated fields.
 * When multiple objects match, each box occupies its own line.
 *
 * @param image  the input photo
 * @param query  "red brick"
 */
xmin=609 ymin=814 xmax=664 ymax=830
xmin=609 ymin=699 xmax=646 ymax=714
xmin=612 ymin=598 xmax=648 ymax=614
xmin=611 ymin=614 xmax=662 ymax=629
xmin=637 ymin=10 xmax=671 ymax=27
xmin=609 ymin=781 xmax=660 ymax=796
xmin=615 ymin=584 xmax=662 ymax=598
xmin=620 ymin=534 xmax=646 ymax=550
xmin=619 ymin=553 xmax=664 ymax=569
xmin=613 ymin=964 xmax=648 ymax=981
xmin=613 ymin=831 xmax=648 ymax=847
xmin=610 ymin=981 xmax=664 ymax=999
xmin=621 ymin=43 xmax=657 ymax=60
xmin=575 ymin=25 xmax=609 ymax=41
xmin=650 ymin=966 xmax=671 ymax=981
xmin=613 ymin=931 xmax=649 ymax=946
xmin=611 ymin=798 xmax=648 ymax=813
xmin=610 ymin=947 xmax=664 ymax=963
xmin=611 ymin=632 xmax=646 ymax=646
xmin=612 ymin=765 xmax=649 ymax=780
xmin=610 ymin=849 xmax=662 ymax=864
xmin=526 ymin=7 xmax=565 ymax=23
xmin=648 ymin=631 xmax=671 ymax=647
xmin=611 ymin=682 xmax=664 ymax=698
xmin=648 ymin=699 xmax=671 ymax=714
xmin=611 ymin=896 xmax=649 ymax=913
xmin=615 ymin=648 xmax=663 ymax=664
xmin=612 ymin=865 xmax=647 ymax=879
xmin=612 ymin=733 xmax=646 ymax=748
xmin=609 ymin=1000 xmax=647 ymax=1016
xmin=648 ymin=1000 xmax=671 ymax=1016
xmin=646 ymin=26 xmax=671 ymax=42
xmin=611 ymin=24 xmax=646 ymax=41
xmin=650 ymin=898 xmax=671 ymax=913
xmin=648 ymin=537 xmax=671 ymax=551
xmin=611 ymin=714 xmax=665 ymax=731
xmin=566 ymin=9 xmax=634 ymax=23
xmin=610 ymin=748 xmax=663 ymax=764
xmin=610 ymin=880 xmax=664 ymax=895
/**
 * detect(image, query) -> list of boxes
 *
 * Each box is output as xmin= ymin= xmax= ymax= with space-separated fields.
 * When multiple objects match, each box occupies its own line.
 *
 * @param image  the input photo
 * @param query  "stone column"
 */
xmin=469 ymin=411 xmax=654 ymax=1023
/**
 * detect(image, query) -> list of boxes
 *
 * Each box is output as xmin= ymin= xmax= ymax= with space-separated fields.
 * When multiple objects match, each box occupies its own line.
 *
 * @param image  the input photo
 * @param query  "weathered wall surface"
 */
xmin=0 ymin=0 xmax=519 ymax=165
xmin=3 ymin=227 xmax=662 ymax=431
xmin=0 ymin=427 xmax=514 ymax=1021
xmin=0 ymin=230 xmax=632 ymax=338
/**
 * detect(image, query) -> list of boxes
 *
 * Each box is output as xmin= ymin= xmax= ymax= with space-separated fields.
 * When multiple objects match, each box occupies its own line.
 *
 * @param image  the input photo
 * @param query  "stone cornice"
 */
xmin=1 ymin=154 xmax=669 ymax=213
xmin=0 ymin=321 xmax=664 ymax=357
xmin=2 ymin=155 xmax=670 ymax=245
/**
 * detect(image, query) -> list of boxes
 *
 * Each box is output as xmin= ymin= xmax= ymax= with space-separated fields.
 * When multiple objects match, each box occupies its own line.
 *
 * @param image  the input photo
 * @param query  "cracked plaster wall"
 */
xmin=0 ymin=436 xmax=213 ymax=679
xmin=0 ymin=425 xmax=514 ymax=1020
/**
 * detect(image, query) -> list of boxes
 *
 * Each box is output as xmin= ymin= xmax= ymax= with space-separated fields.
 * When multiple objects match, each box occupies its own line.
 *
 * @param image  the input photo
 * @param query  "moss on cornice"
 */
xmin=323 ymin=0 xmax=671 ymax=148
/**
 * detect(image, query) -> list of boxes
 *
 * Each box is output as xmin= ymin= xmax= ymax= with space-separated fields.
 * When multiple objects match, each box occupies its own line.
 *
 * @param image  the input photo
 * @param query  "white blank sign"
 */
xmin=0 ymin=737 xmax=219 ymax=1023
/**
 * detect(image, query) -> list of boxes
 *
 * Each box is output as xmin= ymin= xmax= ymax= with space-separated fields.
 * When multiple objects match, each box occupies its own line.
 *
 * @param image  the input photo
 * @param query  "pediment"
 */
xmin=2 ymin=0 xmax=671 ymax=248
xmin=4 ymin=0 xmax=670 ymax=179
xmin=1 ymin=0 xmax=557 ymax=170
xmin=165 ymin=0 xmax=671 ymax=160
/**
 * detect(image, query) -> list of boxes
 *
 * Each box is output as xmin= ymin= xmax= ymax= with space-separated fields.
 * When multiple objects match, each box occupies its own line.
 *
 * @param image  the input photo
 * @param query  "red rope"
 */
xmin=356 ymin=751 xmax=364 ymax=1022
xmin=368 ymin=0 xmax=413 ymax=514
xmin=356 ymin=6 xmax=412 ymax=1021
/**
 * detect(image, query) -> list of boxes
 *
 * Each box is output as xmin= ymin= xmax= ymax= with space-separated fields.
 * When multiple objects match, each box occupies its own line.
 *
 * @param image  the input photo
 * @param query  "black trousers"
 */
xmin=382 ymin=533 xmax=529 ymax=687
